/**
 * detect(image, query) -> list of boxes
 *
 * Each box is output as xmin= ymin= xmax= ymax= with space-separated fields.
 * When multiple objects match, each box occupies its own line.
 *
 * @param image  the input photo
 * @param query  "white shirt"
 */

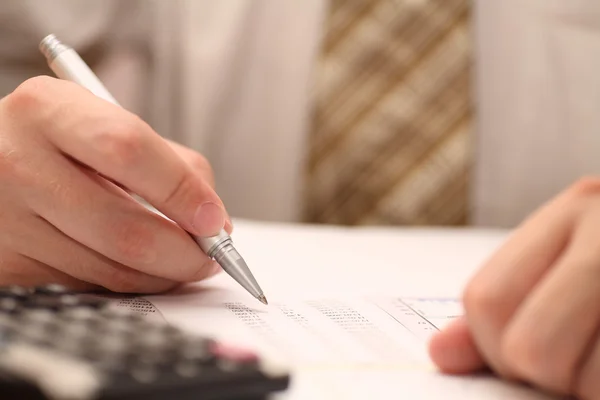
xmin=2 ymin=0 xmax=600 ymax=228
xmin=0 ymin=0 xmax=326 ymax=223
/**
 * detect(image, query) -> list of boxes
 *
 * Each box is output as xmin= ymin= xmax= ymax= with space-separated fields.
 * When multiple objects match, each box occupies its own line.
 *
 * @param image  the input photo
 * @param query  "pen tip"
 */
xmin=258 ymin=295 xmax=268 ymax=305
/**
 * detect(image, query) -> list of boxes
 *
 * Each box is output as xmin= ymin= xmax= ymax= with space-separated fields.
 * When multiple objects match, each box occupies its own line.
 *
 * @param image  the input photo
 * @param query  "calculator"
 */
xmin=0 ymin=284 xmax=290 ymax=400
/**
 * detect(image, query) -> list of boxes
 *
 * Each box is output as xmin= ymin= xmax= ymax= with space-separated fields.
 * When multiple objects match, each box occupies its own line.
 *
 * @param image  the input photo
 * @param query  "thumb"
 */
xmin=428 ymin=316 xmax=487 ymax=374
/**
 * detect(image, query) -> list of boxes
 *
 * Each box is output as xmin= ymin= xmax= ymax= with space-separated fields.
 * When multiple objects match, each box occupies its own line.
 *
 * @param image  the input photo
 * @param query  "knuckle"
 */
xmin=111 ymin=220 xmax=156 ymax=265
xmin=189 ymin=154 xmax=215 ymax=187
xmin=4 ymin=76 xmax=54 ymax=114
xmin=462 ymin=278 xmax=503 ymax=318
xmin=567 ymin=176 xmax=600 ymax=199
xmin=186 ymin=152 xmax=210 ymax=171
xmin=92 ymin=116 xmax=148 ymax=167
xmin=161 ymin=168 xmax=196 ymax=208
xmin=190 ymin=153 xmax=213 ymax=175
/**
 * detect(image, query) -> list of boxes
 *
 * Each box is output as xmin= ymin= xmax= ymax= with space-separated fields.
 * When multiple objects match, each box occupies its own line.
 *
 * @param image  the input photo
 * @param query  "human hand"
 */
xmin=429 ymin=178 xmax=600 ymax=399
xmin=0 ymin=76 xmax=231 ymax=293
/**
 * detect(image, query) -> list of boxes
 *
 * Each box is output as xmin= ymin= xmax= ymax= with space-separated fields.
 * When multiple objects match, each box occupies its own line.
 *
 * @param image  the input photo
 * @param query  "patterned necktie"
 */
xmin=305 ymin=0 xmax=472 ymax=226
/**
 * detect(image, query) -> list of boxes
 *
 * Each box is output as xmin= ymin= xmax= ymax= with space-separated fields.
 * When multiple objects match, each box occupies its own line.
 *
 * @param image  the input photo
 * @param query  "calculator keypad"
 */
xmin=0 ymin=284 xmax=289 ymax=400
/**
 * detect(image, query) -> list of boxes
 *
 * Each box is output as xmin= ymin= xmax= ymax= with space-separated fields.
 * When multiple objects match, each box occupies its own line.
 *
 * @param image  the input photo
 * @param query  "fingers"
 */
xmin=0 ymin=252 xmax=99 ymax=291
xmin=575 ymin=334 xmax=600 ymax=400
xmin=165 ymin=139 xmax=215 ymax=188
xmin=21 ymin=149 xmax=218 ymax=283
xmin=428 ymin=316 xmax=486 ymax=374
xmin=6 ymin=76 xmax=225 ymax=237
xmin=459 ymin=188 xmax=578 ymax=377
xmin=432 ymin=178 xmax=600 ymax=398
xmin=2 ymin=211 xmax=221 ymax=294
xmin=9 ymin=213 xmax=179 ymax=293
xmin=11 ymin=213 xmax=222 ymax=293
xmin=164 ymin=138 xmax=233 ymax=234
xmin=499 ymin=205 xmax=600 ymax=394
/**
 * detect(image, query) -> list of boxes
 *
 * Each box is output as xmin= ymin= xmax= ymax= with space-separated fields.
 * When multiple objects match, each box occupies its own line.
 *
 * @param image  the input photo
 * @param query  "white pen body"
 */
xmin=47 ymin=48 xmax=119 ymax=107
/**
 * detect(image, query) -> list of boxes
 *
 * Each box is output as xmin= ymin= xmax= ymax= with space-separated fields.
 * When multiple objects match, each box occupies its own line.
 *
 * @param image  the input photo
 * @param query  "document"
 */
xmin=151 ymin=289 xmax=460 ymax=367
xmin=110 ymin=220 xmax=556 ymax=399
xmin=129 ymin=284 xmax=551 ymax=400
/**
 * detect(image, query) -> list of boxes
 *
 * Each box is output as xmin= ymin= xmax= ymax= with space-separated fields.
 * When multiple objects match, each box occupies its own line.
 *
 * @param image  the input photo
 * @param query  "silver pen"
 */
xmin=39 ymin=34 xmax=268 ymax=305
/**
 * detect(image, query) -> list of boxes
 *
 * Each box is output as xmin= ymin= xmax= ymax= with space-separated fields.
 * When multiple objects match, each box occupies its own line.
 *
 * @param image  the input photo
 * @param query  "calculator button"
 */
xmin=135 ymin=350 xmax=169 ymax=366
xmin=34 ymin=284 xmax=69 ymax=296
xmin=93 ymin=335 xmax=130 ymax=355
xmin=132 ymin=319 xmax=162 ymax=333
xmin=0 ymin=298 xmax=20 ymax=314
xmin=54 ymin=336 xmax=88 ymax=355
xmin=175 ymin=360 xmax=199 ymax=378
xmin=86 ymin=339 xmax=132 ymax=368
xmin=60 ymin=321 xmax=91 ymax=340
xmin=61 ymin=306 xmax=99 ymax=322
xmin=134 ymin=330 xmax=168 ymax=350
xmin=179 ymin=339 xmax=215 ymax=364
xmin=130 ymin=364 xmax=158 ymax=383
xmin=153 ymin=323 xmax=182 ymax=338
xmin=26 ymin=294 xmax=95 ymax=311
xmin=58 ymin=294 xmax=80 ymax=307
xmin=0 ymin=286 xmax=29 ymax=299
xmin=21 ymin=308 xmax=55 ymax=324
xmin=217 ymin=358 xmax=241 ymax=372
xmin=0 ymin=326 xmax=12 ymax=347
xmin=91 ymin=354 xmax=127 ymax=372
xmin=60 ymin=327 xmax=90 ymax=344
xmin=70 ymin=295 xmax=105 ymax=309
xmin=210 ymin=342 xmax=258 ymax=364
xmin=100 ymin=319 xmax=135 ymax=336
xmin=100 ymin=306 xmax=142 ymax=320
xmin=25 ymin=295 xmax=65 ymax=310
xmin=19 ymin=324 xmax=49 ymax=343
xmin=0 ymin=314 xmax=15 ymax=328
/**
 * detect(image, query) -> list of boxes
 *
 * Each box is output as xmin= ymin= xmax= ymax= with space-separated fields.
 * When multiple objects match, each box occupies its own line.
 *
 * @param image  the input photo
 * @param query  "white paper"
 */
xmin=152 ymin=289 xmax=458 ymax=366
xmin=137 ymin=219 xmax=556 ymax=399
xmin=145 ymin=284 xmax=554 ymax=400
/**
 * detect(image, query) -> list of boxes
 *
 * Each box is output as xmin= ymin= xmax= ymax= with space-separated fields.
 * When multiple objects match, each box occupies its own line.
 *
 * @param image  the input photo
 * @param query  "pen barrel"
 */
xmin=43 ymin=46 xmax=119 ymax=106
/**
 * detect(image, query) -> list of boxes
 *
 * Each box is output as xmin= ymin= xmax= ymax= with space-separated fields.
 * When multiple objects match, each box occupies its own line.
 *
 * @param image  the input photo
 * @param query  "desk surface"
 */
xmin=229 ymin=218 xmax=510 ymax=300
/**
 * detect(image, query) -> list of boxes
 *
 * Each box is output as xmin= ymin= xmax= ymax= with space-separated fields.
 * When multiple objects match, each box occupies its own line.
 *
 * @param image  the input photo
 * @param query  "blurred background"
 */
xmin=1 ymin=0 xmax=600 ymax=229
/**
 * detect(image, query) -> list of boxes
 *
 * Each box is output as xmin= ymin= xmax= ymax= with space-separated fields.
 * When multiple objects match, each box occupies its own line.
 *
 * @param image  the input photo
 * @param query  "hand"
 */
xmin=429 ymin=177 xmax=600 ymax=399
xmin=0 ymin=76 xmax=231 ymax=293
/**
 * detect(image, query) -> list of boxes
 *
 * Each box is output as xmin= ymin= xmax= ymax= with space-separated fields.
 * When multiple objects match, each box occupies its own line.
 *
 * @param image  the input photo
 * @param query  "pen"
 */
xmin=39 ymin=34 xmax=268 ymax=305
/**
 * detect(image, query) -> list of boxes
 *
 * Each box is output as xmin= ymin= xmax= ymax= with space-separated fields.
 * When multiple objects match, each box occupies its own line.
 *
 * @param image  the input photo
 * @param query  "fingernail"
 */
xmin=193 ymin=202 xmax=225 ymax=236
xmin=427 ymin=316 xmax=486 ymax=374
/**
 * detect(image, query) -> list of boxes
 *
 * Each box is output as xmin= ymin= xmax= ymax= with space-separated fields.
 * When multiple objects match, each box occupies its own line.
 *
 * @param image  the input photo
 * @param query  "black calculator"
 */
xmin=0 ymin=284 xmax=290 ymax=400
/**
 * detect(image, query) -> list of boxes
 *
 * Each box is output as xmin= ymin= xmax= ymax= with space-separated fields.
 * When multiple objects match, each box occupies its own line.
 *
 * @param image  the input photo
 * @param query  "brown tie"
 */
xmin=305 ymin=0 xmax=473 ymax=226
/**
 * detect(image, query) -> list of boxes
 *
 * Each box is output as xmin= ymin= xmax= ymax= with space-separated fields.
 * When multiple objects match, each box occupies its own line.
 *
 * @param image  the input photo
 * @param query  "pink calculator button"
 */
xmin=210 ymin=342 xmax=258 ymax=363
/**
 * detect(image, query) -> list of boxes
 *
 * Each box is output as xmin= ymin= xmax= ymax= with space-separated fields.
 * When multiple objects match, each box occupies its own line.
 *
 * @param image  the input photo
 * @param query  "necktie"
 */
xmin=305 ymin=0 xmax=472 ymax=226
